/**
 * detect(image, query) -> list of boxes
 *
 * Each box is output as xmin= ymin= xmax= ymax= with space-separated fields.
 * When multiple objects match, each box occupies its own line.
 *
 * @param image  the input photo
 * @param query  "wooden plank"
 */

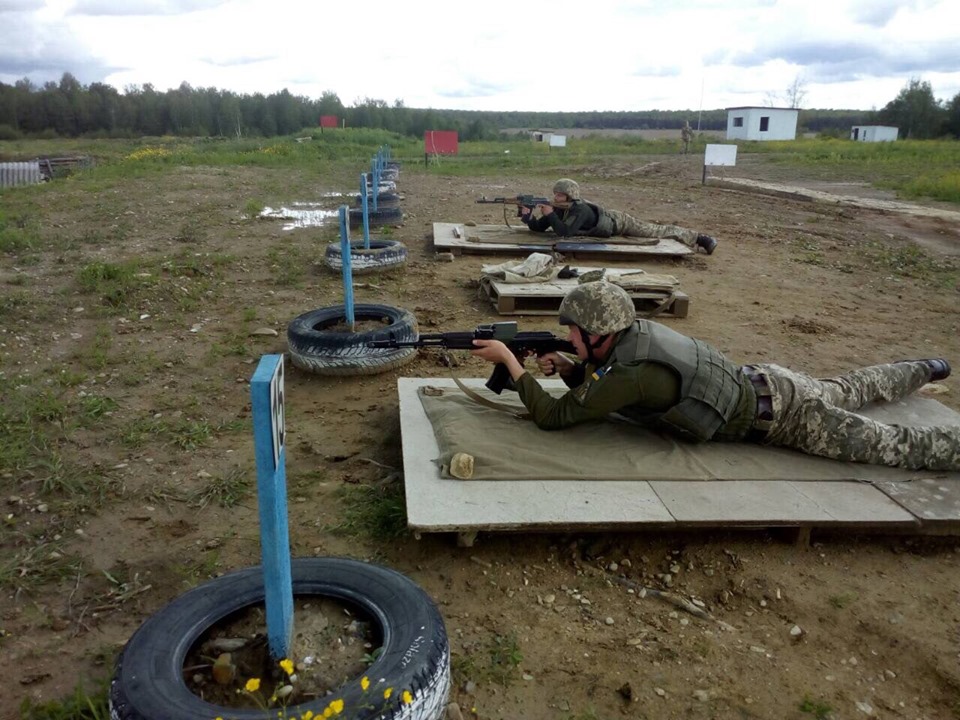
xmin=433 ymin=222 xmax=694 ymax=258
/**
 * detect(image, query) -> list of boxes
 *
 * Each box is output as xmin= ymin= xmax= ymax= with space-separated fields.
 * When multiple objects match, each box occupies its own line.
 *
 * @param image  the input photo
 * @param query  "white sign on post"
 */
xmin=549 ymin=134 xmax=567 ymax=147
xmin=269 ymin=358 xmax=285 ymax=468
xmin=703 ymin=144 xmax=738 ymax=184
xmin=704 ymin=144 xmax=738 ymax=166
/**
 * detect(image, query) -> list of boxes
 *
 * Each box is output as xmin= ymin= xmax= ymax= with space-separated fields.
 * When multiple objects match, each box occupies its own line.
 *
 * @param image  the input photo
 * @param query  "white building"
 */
xmin=726 ymin=107 xmax=799 ymax=141
xmin=851 ymin=125 xmax=898 ymax=142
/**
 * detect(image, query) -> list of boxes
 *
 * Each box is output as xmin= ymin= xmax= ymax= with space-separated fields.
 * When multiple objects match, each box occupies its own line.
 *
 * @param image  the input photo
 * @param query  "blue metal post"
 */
xmin=250 ymin=354 xmax=293 ymax=661
xmin=369 ymin=158 xmax=379 ymax=213
xmin=359 ymin=172 xmax=371 ymax=249
xmin=339 ymin=205 xmax=355 ymax=327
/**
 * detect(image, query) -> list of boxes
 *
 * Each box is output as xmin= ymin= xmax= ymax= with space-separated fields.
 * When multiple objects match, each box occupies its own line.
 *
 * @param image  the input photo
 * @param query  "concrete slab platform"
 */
xmin=398 ymin=378 xmax=960 ymax=538
xmin=432 ymin=223 xmax=693 ymax=259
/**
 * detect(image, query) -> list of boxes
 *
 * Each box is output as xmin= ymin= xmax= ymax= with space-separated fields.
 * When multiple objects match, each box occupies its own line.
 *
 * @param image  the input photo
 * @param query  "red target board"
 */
xmin=424 ymin=130 xmax=458 ymax=155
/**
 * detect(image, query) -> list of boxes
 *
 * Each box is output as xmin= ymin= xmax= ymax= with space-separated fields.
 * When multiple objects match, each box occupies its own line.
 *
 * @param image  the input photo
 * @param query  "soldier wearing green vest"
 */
xmin=521 ymin=178 xmax=719 ymax=255
xmin=470 ymin=281 xmax=959 ymax=471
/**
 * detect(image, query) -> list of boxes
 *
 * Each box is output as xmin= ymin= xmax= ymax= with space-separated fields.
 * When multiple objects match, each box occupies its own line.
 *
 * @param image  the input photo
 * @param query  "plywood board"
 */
xmin=398 ymin=378 xmax=958 ymax=536
xmin=433 ymin=223 xmax=693 ymax=259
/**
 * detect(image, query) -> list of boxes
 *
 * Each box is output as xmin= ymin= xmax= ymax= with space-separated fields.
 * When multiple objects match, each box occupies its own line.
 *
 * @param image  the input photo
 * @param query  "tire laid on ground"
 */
xmin=354 ymin=192 xmax=401 ymax=207
xmin=287 ymin=303 xmax=418 ymax=375
xmin=109 ymin=558 xmax=450 ymax=720
xmin=324 ymin=240 xmax=407 ymax=274
xmin=349 ymin=205 xmax=403 ymax=229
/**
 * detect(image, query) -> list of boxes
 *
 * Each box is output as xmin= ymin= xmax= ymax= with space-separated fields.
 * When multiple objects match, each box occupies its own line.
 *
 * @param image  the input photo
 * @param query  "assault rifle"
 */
xmin=368 ymin=321 xmax=575 ymax=394
xmin=476 ymin=195 xmax=572 ymax=220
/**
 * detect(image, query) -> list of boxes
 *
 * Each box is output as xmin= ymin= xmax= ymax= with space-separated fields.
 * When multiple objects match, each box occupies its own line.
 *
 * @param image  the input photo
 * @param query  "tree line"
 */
xmin=1 ymin=73 xmax=957 ymax=141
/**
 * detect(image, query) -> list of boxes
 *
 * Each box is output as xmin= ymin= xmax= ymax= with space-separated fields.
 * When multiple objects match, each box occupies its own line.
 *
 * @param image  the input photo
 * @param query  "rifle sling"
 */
xmin=450 ymin=373 xmax=531 ymax=421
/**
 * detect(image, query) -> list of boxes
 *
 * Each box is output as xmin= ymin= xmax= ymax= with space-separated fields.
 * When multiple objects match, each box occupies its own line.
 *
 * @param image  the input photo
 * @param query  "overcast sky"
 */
xmin=2 ymin=0 xmax=958 ymax=113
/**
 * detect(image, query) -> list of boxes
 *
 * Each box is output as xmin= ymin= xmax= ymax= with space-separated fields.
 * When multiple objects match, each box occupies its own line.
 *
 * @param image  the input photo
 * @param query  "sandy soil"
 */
xmin=1 ymin=151 xmax=959 ymax=720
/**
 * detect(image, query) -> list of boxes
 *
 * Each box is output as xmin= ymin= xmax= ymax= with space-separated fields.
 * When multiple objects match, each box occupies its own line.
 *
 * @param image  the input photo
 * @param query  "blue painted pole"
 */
xmin=359 ymin=172 xmax=371 ymax=249
xmin=339 ymin=205 xmax=355 ymax=327
xmin=369 ymin=158 xmax=379 ymax=213
xmin=250 ymin=354 xmax=293 ymax=661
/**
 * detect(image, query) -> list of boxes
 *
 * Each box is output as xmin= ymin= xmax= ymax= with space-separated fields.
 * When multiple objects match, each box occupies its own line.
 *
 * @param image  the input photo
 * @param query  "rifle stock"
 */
xmin=368 ymin=321 xmax=575 ymax=394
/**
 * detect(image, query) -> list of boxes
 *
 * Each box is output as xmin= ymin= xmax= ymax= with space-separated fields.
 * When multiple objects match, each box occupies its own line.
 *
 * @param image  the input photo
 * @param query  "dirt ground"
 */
xmin=2 ymin=150 xmax=959 ymax=720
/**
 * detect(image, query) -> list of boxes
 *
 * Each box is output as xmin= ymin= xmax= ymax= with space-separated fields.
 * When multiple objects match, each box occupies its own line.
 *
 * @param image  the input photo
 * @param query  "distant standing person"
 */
xmin=681 ymin=121 xmax=693 ymax=154
xmin=521 ymin=178 xmax=718 ymax=255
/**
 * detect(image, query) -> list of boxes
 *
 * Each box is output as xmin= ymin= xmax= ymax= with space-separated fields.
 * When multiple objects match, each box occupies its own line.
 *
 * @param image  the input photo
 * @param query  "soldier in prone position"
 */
xmin=469 ymin=281 xmax=959 ymax=471
xmin=520 ymin=178 xmax=719 ymax=255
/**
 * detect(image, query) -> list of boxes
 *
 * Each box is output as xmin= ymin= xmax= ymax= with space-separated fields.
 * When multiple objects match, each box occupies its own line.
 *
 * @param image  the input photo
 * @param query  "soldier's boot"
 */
xmin=923 ymin=358 xmax=951 ymax=381
xmin=696 ymin=234 xmax=718 ymax=255
xmin=900 ymin=358 xmax=952 ymax=381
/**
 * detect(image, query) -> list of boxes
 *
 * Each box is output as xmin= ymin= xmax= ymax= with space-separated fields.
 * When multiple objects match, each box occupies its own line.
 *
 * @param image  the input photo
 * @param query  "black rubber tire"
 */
xmin=354 ymin=192 xmax=401 ymax=207
xmin=324 ymin=240 xmax=408 ymax=274
xmin=109 ymin=558 xmax=450 ymax=720
xmin=349 ymin=206 xmax=403 ymax=229
xmin=287 ymin=303 xmax=418 ymax=375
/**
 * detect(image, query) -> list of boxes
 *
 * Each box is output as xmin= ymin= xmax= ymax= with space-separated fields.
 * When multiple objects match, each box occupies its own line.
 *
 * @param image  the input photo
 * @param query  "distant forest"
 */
xmin=2 ymin=72 xmax=955 ymax=141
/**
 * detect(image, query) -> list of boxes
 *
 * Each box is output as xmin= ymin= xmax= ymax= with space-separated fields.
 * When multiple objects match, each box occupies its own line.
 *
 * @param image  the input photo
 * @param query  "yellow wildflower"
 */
xmin=402 ymin=690 xmax=413 ymax=704
xmin=245 ymin=677 xmax=261 ymax=693
xmin=330 ymin=699 xmax=344 ymax=715
xmin=383 ymin=687 xmax=393 ymax=699
xmin=323 ymin=708 xmax=333 ymax=719
xmin=280 ymin=658 xmax=295 ymax=676
xmin=361 ymin=676 xmax=370 ymax=691
xmin=302 ymin=712 xmax=314 ymax=720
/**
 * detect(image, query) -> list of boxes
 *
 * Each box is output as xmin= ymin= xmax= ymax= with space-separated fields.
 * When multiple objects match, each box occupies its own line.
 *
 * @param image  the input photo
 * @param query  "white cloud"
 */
xmin=1 ymin=0 xmax=958 ymax=111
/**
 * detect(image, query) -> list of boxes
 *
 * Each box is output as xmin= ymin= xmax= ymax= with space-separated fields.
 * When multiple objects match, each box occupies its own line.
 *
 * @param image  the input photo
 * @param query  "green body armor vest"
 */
xmin=617 ymin=320 xmax=744 ymax=441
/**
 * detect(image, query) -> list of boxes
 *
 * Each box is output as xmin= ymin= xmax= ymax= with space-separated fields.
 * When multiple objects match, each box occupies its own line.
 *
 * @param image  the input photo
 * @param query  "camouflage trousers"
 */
xmin=752 ymin=361 xmax=960 ymax=471
xmin=605 ymin=209 xmax=699 ymax=247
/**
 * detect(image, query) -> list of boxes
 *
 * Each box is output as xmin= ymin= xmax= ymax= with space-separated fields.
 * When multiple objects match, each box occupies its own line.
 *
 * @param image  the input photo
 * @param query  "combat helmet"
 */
xmin=558 ymin=281 xmax=636 ymax=336
xmin=552 ymin=178 xmax=581 ymax=200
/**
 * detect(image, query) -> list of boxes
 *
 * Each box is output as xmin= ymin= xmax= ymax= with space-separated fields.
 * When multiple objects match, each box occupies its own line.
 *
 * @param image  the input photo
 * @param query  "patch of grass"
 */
xmin=266 ymin=243 xmax=306 ymax=286
xmin=172 ymin=550 xmax=221 ymax=589
xmin=19 ymin=679 xmax=110 ymax=720
xmin=76 ymin=261 xmax=144 ymax=310
xmin=828 ymin=592 xmax=857 ymax=609
xmin=189 ymin=466 xmax=251 ymax=509
xmin=331 ymin=482 xmax=407 ymax=541
xmin=0 ymin=541 xmax=80 ymax=596
xmin=869 ymin=242 xmax=959 ymax=287
xmin=244 ymin=198 xmax=265 ymax=217
xmin=242 ymin=307 xmax=258 ymax=322
xmin=78 ymin=395 xmax=118 ymax=421
xmin=452 ymin=632 xmax=524 ymax=689
xmin=118 ymin=415 xmax=213 ymax=450
xmin=0 ymin=209 xmax=40 ymax=253
xmin=174 ymin=217 xmax=207 ymax=243
xmin=799 ymin=695 xmax=833 ymax=720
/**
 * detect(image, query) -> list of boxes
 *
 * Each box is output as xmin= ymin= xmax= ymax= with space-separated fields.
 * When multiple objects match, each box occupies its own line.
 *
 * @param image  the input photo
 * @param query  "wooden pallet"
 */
xmin=480 ymin=273 xmax=690 ymax=318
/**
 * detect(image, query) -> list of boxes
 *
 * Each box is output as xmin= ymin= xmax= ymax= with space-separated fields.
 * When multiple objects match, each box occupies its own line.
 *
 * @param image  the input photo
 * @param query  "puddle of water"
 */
xmin=260 ymin=204 xmax=340 ymax=231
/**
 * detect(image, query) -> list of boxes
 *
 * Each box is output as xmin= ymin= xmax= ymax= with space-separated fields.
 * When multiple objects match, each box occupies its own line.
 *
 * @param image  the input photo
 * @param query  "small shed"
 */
xmin=851 ymin=125 xmax=898 ymax=142
xmin=726 ymin=107 xmax=798 ymax=141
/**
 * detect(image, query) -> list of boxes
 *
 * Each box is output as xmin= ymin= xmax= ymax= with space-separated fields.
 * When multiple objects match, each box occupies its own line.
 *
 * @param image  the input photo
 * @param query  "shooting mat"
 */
xmin=399 ymin=378 xmax=960 ymax=536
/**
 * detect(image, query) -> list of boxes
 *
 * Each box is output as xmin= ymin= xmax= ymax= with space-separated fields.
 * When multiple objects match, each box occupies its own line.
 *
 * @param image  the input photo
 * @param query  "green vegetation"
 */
xmin=452 ymin=632 xmax=524 ymax=688
xmin=799 ymin=695 xmax=834 ymax=720
xmin=331 ymin=482 xmax=408 ymax=541
xmin=19 ymin=679 xmax=109 ymax=720
xmin=188 ymin=466 xmax=251 ymax=509
xmin=828 ymin=592 xmax=858 ymax=609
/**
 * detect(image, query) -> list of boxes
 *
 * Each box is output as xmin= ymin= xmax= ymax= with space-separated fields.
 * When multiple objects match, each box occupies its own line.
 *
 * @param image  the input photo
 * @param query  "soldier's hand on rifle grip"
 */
xmin=537 ymin=351 xmax=574 ymax=378
xmin=537 ymin=203 xmax=554 ymax=216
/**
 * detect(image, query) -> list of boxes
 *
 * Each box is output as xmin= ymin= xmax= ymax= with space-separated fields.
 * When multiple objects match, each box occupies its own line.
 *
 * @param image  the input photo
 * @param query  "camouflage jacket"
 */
xmin=523 ymin=199 xmax=600 ymax=237
xmin=515 ymin=323 xmax=757 ymax=439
